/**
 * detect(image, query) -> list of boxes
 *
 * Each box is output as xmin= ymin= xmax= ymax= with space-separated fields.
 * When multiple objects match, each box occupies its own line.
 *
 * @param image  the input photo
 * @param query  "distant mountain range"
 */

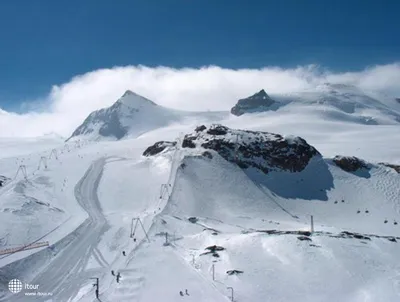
xmin=68 ymin=84 xmax=400 ymax=141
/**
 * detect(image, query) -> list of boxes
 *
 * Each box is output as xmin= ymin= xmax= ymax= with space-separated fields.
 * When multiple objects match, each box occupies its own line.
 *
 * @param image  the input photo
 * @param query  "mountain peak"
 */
xmin=116 ymin=90 xmax=157 ymax=108
xmin=121 ymin=90 xmax=135 ymax=98
xmin=231 ymin=89 xmax=276 ymax=116
xmin=67 ymin=90 xmax=178 ymax=141
xmin=253 ymin=89 xmax=269 ymax=98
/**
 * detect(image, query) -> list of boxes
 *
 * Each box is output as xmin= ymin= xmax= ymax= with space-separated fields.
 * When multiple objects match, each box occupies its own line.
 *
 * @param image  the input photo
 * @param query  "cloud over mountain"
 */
xmin=0 ymin=63 xmax=399 ymax=137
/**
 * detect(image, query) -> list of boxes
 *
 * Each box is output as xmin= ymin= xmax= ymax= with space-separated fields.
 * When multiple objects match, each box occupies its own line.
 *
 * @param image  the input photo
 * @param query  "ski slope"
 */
xmin=1 ymin=88 xmax=400 ymax=301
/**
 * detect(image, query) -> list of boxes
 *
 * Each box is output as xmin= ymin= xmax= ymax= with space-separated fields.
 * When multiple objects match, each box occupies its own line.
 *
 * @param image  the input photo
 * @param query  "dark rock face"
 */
xmin=182 ymin=137 xmax=196 ymax=148
xmin=257 ymin=228 xmax=398 ymax=244
xmin=396 ymin=98 xmax=400 ymax=104
xmin=69 ymin=103 xmax=129 ymax=140
xmin=206 ymin=125 xmax=228 ymax=136
xmin=200 ymin=245 xmax=225 ymax=257
xmin=205 ymin=245 xmax=225 ymax=252
xmin=0 ymin=175 xmax=10 ymax=187
xmin=143 ymin=124 xmax=319 ymax=175
xmin=182 ymin=124 xmax=319 ymax=174
xmin=379 ymin=163 xmax=400 ymax=173
xmin=337 ymin=231 xmax=371 ymax=241
xmin=195 ymin=125 xmax=207 ymax=132
xmin=202 ymin=151 xmax=213 ymax=159
xmin=227 ymin=270 xmax=244 ymax=275
xmin=143 ymin=141 xmax=176 ymax=156
xmin=188 ymin=217 xmax=198 ymax=223
xmin=333 ymin=156 xmax=368 ymax=172
xmin=231 ymin=89 xmax=276 ymax=116
xmin=297 ymin=236 xmax=312 ymax=241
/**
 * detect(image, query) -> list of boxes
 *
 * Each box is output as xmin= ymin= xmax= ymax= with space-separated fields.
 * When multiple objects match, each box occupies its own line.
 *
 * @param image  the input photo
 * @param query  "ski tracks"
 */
xmin=5 ymin=158 xmax=110 ymax=302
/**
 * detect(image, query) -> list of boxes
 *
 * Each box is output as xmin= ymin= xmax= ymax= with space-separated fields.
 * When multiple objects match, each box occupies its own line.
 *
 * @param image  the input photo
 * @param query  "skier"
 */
xmin=111 ymin=270 xmax=115 ymax=276
xmin=185 ymin=289 xmax=189 ymax=295
xmin=134 ymin=238 xmax=137 ymax=242
xmin=179 ymin=291 xmax=184 ymax=296
xmin=122 ymin=251 xmax=126 ymax=256
xmin=116 ymin=272 xmax=121 ymax=283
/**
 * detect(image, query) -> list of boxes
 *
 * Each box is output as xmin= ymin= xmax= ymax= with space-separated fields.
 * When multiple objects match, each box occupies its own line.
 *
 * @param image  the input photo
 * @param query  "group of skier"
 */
xmin=108 ymin=245 xmax=193 ymax=298
xmin=110 ymin=250 xmax=128 ymax=283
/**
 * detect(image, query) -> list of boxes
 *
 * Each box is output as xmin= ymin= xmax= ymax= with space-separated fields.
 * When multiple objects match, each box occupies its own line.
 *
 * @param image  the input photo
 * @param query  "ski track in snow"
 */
xmin=1 ymin=158 xmax=110 ymax=302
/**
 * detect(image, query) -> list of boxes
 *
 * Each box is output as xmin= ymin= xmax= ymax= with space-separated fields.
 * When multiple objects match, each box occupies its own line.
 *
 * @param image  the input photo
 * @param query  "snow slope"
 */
xmin=151 ymin=138 xmax=400 ymax=302
xmin=1 ymin=85 xmax=400 ymax=302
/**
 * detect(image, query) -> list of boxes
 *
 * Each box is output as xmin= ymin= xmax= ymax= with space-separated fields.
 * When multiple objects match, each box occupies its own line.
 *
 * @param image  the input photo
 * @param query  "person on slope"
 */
xmin=179 ymin=291 xmax=184 ymax=296
xmin=116 ymin=272 xmax=121 ymax=283
xmin=185 ymin=289 xmax=189 ymax=295
xmin=122 ymin=250 xmax=126 ymax=256
xmin=111 ymin=270 xmax=115 ymax=276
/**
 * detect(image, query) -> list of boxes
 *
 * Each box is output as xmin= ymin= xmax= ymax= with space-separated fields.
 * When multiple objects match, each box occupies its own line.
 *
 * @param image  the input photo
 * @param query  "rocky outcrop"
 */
xmin=182 ymin=138 xmax=196 ymax=148
xmin=205 ymin=245 xmax=225 ymax=252
xmin=0 ymin=175 xmax=10 ymax=187
xmin=188 ymin=217 xmax=198 ymax=223
xmin=182 ymin=124 xmax=320 ymax=174
xmin=202 ymin=151 xmax=213 ymax=159
xmin=333 ymin=156 xmax=368 ymax=172
xmin=142 ymin=141 xmax=176 ymax=156
xmin=195 ymin=125 xmax=207 ymax=132
xmin=231 ymin=89 xmax=276 ymax=116
xmin=298 ymin=236 xmax=312 ymax=241
xmin=227 ymin=270 xmax=244 ymax=275
xmin=200 ymin=245 xmax=225 ymax=257
xmin=68 ymin=103 xmax=129 ymax=140
xmin=396 ymin=98 xmax=400 ymax=104
xmin=143 ymin=124 xmax=319 ymax=174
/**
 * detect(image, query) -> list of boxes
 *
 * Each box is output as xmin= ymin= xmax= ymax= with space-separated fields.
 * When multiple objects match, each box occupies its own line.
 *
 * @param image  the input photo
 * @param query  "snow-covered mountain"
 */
xmin=69 ymin=84 xmax=400 ymax=143
xmin=67 ymin=90 xmax=183 ymax=141
xmin=68 ymin=90 xmax=228 ymax=142
xmin=1 ymin=85 xmax=400 ymax=302
xmin=231 ymin=84 xmax=400 ymax=125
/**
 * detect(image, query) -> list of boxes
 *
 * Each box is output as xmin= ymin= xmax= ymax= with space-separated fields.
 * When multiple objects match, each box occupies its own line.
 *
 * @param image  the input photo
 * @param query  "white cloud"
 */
xmin=325 ymin=63 xmax=400 ymax=96
xmin=0 ymin=63 xmax=399 ymax=138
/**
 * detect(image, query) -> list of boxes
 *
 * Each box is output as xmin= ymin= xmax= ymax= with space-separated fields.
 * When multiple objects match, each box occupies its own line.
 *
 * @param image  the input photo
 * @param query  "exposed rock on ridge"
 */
xmin=231 ymin=89 xmax=276 ymax=116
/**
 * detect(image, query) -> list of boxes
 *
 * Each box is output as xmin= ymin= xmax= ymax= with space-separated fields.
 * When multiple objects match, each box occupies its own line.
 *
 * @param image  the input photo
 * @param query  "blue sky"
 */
xmin=0 ymin=0 xmax=399 ymax=110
